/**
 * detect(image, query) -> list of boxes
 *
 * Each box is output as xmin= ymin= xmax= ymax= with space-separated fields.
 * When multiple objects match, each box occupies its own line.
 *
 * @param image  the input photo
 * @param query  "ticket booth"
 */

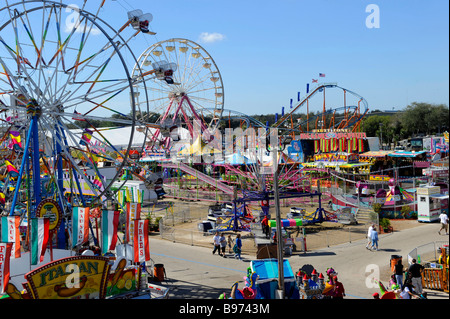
xmin=417 ymin=186 xmax=448 ymax=222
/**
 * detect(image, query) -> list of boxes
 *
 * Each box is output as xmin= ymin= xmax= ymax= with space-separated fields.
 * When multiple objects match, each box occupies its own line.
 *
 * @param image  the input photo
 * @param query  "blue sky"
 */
xmin=5 ymin=0 xmax=448 ymax=117
xmin=115 ymin=0 xmax=448 ymax=116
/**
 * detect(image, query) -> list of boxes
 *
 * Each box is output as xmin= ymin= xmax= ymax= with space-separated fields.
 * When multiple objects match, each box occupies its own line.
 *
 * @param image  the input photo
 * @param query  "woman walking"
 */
xmin=370 ymin=225 xmax=379 ymax=251
xmin=233 ymin=234 xmax=242 ymax=260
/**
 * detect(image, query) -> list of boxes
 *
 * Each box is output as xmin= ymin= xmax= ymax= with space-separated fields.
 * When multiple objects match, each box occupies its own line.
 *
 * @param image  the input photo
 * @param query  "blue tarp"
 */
xmin=388 ymin=151 xmax=426 ymax=158
xmin=250 ymin=259 xmax=299 ymax=299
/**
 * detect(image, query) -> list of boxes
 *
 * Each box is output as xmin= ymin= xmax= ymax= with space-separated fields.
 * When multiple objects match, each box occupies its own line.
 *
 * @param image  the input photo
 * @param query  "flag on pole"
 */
xmin=0 ymin=243 xmax=13 ymax=294
xmin=30 ymin=218 xmax=50 ymax=265
xmin=72 ymin=207 xmax=90 ymax=248
xmin=126 ymin=202 xmax=141 ymax=243
xmin=133 ymin=219 xmax=150 ymax=263
xmin=312 ymin=79 xmax=318 ymax=83
xmin=101 ymin=210 xmax=120 ymax=254
xmin=9 ymin=131 xmax=22 ymax=151
xmin=319 ymin=73 xmax=326 ymax=77
xmin=1 ymin=216 xmax=21 ymax=258
xmin=4 ymin=160 xmax=19 ymax=178
xmin=80 ymin=128 xmax=93 ymax=146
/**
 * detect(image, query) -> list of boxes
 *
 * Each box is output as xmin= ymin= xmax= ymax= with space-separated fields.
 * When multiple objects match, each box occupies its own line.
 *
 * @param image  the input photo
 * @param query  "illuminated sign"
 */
xmin=300 ymin=132 xmax=366 ymax=140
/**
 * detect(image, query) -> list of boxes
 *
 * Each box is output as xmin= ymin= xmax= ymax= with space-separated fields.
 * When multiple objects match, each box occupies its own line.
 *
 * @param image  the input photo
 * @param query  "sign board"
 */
xmin=417 ymin=186 xmax=440 ymax=196
xmin=24 ymin=256 xmax=110 ymax=299
xmin=36 ymin=199 xmax=63 ymax=233
xmin=299 ymin=132 xmax=366 ymax=140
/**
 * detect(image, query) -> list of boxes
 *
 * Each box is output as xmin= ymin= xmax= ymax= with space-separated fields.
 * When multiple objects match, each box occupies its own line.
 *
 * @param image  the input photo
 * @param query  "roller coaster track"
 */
xmin=274 ymin=83 xmax=369 ymax=132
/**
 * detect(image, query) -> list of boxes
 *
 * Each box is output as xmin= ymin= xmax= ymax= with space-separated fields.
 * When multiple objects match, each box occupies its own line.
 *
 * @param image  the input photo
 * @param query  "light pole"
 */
xmin=379 ymin=122 xmax=383 ymax=150
xmin=271 ymin=135 xmax=292 ymax=299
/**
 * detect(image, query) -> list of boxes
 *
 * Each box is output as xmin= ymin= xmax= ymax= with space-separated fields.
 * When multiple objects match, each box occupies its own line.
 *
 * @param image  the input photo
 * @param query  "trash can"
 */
xmin=154 ymin=264 xmax=166 ymax=282
xmin=390 ymin=255 xmax=402 ymax=272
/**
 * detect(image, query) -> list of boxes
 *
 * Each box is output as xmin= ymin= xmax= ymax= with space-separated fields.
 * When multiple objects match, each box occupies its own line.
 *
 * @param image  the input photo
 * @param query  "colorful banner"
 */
xmin=72 ymin=207 xmax=90 ymax=248
xmin=133 ymin=219 xmax=150 ymax=263
xmin=30 ymin=218 xmax=50 ymax=265
xmin=101 ymin=210 xmax=119 ymax=254
xmin=4 ymin=160 xmax=19 ymax=177
xmin=9 ymin=131 xmax=22 ymax=151
xmin=0 ymin=243 xmax=12 ymax=294
xmin=1 ymin=216 xmax=21 ymax=258
xmin=126 ymin=202 xmax=141 ymax=243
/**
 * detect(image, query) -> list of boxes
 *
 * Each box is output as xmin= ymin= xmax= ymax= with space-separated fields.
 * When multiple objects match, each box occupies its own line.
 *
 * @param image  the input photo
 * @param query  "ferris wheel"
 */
xmin=0 ymin=1 xmax=150 ymax=213
xmin=132 ymin=38 xmax=224 ymax=153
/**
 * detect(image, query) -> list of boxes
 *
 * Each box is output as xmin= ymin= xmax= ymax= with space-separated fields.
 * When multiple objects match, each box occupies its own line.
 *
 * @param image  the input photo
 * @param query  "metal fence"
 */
xmin=407 ymin=241 xmax=449 ymax=265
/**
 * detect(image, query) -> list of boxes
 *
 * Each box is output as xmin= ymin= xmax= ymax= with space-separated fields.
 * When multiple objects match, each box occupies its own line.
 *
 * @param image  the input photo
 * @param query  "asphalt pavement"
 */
xmin=147 ymin=222 xmax=448 ymax=299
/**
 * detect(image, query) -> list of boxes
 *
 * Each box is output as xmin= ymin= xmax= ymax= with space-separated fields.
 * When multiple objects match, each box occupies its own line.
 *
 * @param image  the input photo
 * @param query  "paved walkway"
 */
xmin=148 ymin=222 xmax=448 ymax=299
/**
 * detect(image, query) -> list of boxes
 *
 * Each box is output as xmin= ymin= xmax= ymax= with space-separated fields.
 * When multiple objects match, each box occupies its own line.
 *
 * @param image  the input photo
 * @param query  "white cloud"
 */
xmin=198 ymin=32 xmax=226 ymax=44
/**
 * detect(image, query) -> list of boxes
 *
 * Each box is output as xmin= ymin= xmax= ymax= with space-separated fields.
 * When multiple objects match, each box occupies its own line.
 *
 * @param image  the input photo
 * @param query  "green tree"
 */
xmin=401 ymin=102 xmax=449 ymax=136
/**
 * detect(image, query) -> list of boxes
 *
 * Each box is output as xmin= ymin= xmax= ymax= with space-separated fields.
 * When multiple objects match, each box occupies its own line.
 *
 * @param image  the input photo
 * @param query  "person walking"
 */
xmin=365 ymin=224 xmax=374 ymax=249
xmin=220 ymin=233 xmax=227 ymax=257
xmin=233 ymin=234 xmax=242 ymax=260
xmin=212 ymin=232 xmax=222 ymax=256
xmin=370 ymin=225 xmax=379 ymax=251
xmin=394 ymin=259 xmax=404 ymax=290
xmin=332 ymin=275 xmax=346 ymax=299
xmin=227 ymin=234 xmax=234 ymax=254
xmin=261 ymin=215 xmax=270 ymax=239
xmin=438 ymin=212 xmax=449 ymax=235
xmin=408 ymin=259 xmax=424 ymax=295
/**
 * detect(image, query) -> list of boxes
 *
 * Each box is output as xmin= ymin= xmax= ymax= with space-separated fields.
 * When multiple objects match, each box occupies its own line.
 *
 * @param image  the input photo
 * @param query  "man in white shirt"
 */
xmin=366 ymin=224 xmax=374 ymax=249
xmin=212 ymin=232 xmax=222 ymax=256
xmin=438 ymin=212 xmax=449 ymax=235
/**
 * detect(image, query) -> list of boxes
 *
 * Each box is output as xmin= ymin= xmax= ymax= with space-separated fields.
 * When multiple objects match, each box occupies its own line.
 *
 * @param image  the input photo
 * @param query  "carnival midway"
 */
xmin=0 ymin=1 xmax=448 ymax=302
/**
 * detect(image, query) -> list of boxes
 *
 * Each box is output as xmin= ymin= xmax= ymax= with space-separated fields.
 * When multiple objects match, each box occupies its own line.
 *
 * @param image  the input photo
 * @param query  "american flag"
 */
xmin=319 ymin=73 xmax=325 ymax=77
xmin=312 ymin=79 xmax=318 ymax=83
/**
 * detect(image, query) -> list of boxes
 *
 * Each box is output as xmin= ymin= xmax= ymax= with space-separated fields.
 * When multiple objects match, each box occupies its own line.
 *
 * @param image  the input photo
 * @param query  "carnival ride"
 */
xmin=0 ymin=1 xmax=153 ymax=214
xmin=274 ymin=83 xmax=369 ymax=135
xmin=131 ymin=38 xmax=224 ymax=154
xmin=158 ymin=81 xmax=373 ymax=231
xmin=0 ymin=1 xmax=177 ymax=299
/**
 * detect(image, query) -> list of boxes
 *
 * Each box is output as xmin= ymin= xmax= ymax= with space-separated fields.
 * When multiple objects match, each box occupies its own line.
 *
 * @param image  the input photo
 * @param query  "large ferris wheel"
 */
xmin=0 ymin=1 xmax=151 ymax=213
xmin=132 ymin=38 xmax=224 ymax=153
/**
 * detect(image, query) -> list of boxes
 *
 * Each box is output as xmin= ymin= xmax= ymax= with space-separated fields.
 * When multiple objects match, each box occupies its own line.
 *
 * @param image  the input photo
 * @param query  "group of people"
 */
xmin=365 ymin=224 xmax=379 ymax=251
xmin=212 ymin=232 xmax=243 ymax=260
xmin=374 ymin=258 xmax=427 ymax=299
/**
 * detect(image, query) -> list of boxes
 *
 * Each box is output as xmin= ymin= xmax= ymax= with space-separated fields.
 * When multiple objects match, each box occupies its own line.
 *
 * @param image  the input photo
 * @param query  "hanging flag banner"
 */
xmin=126 ymin=202 xmax=141 ymax=243
xmin=133 ymin=219 xmax=150 ymax=263
xmin=30 ymin=218 xmax=50 ymax=265
xmin=0 ymin=243 xmax=13 ymax=294
xmin=1 ymin=216 xmax=21 ymax=258
xmin=4 ymin=160 xmax=19 ymax=178
xmin=80 ymin=128 xmax=93 ymax=146
xmin=101 ymin=210 xmax=120 ymax=254
xmin=9 ymin=131 xmax=22 ymax=151
xmin=72 ymin=207 xmax=90 ymax=248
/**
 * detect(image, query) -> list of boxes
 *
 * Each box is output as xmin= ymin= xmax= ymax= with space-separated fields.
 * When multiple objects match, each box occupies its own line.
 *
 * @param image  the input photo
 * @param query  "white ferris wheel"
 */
xmin=132 ymin=38 xmax=224 ymax=152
